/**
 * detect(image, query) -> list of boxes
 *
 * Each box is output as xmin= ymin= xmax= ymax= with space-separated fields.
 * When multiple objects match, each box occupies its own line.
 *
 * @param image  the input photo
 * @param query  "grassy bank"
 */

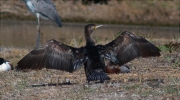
xmin=0 ymin=48 xmax=180 ymax=99
xmin=0 ymin=0 xmax=179 ymax=26
xmin=0 ymin=37 xmax=180 ymax=99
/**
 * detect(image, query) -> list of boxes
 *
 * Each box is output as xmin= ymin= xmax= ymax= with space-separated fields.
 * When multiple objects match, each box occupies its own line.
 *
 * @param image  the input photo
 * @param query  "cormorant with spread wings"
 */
xmin=17 ymin=24 xmax=160 ymax=82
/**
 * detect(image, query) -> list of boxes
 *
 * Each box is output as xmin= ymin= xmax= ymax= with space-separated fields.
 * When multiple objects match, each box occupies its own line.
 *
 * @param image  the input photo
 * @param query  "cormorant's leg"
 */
xmin=36 ymin=13 xmax=40 ymax=48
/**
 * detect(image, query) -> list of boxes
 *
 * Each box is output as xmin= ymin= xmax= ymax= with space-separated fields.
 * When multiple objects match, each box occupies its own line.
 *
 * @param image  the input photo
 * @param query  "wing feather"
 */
xmin=98 ymin=31 xmax=160 ymax=66
xmin=17 ymin=39 xmax=86 ymax=72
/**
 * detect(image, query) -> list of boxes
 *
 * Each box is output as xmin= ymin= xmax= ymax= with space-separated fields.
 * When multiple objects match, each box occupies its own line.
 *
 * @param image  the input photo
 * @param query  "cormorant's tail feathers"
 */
xmin=87 ymin=70 xmax=110 ymax=82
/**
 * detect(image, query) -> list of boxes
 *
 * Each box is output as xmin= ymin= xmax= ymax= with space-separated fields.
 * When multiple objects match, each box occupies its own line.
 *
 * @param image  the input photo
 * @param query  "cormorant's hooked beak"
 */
xmin=95 ymin=25 xmax=103 ymax=29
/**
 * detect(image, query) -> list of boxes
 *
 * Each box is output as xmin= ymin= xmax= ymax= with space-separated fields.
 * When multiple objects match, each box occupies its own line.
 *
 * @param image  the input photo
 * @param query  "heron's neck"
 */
xmin=85 ymin=31 xmax=95 ymax=46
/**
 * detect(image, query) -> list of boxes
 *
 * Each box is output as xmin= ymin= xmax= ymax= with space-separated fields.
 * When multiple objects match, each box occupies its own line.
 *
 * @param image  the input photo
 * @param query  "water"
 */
xmin=0 ymin=20 xmax=179 ymax=48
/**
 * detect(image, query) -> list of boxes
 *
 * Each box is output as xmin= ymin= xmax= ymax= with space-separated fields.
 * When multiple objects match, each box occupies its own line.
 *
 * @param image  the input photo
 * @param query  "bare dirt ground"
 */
xmin=0 ymin=40 xmax=180 ymax=100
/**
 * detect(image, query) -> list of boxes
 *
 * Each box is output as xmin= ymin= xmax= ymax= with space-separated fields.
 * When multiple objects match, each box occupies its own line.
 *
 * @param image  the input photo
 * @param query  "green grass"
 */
xmin=158 ymin=45 xmax=171 ymax=52
xmin=164 ymin=85 xmax=179 ymax=95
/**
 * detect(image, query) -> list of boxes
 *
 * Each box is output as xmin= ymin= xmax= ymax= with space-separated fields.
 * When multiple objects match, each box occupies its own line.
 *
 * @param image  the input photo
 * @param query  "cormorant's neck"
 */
xmin=85 ymin=31 xmax=95 ymax=46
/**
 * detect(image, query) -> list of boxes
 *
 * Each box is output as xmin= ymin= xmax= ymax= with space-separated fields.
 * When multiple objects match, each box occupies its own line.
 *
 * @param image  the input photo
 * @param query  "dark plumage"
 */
xmin=17 ymin=24 xmax=160 ymax=82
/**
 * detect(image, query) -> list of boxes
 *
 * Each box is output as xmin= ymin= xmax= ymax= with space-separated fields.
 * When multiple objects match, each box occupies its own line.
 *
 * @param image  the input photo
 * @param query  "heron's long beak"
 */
xmin=95 ymin=25 xmax=103 ymax=29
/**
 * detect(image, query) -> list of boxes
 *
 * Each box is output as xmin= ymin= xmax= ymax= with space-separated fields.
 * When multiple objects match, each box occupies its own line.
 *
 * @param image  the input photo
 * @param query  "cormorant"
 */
xmin=17 ymin=24 xmax=160 ymax=82
xmin=23 ymin=0 xmax=62 ymax=48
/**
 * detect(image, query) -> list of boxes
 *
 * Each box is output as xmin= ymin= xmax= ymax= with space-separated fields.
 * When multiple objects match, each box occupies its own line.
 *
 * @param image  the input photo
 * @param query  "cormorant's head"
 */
xmin=84 ymin=24 xmax=103 ymax=45
xmin=85 ymin=24 xmax=103 ymax=35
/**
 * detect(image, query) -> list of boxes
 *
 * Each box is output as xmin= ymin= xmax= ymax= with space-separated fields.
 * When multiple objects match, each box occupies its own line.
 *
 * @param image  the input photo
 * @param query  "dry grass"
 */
xmin=0 ymin=0 xmax=179 ymax=26
xmin=0 ymin=40 xmax=180 ymax=99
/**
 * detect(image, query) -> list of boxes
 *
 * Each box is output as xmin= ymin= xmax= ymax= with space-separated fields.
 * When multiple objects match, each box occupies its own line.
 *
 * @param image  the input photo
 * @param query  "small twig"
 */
xmin=166 ymin=73 xmax=177 ymax=85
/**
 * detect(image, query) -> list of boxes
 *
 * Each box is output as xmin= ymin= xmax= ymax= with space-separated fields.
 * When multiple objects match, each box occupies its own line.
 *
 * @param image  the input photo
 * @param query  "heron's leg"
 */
xmin=36 ymin=13 xmax=40 ymax=48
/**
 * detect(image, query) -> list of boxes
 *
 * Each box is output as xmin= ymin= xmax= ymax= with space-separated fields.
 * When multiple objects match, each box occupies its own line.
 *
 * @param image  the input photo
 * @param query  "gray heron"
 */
xmin=23 ymin=0 xmax=62 ymax=47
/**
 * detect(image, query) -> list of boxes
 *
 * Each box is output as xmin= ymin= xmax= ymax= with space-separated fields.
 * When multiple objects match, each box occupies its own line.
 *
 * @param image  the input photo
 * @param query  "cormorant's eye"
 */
xmin=91 ymin=26 xmax=95 ymax=30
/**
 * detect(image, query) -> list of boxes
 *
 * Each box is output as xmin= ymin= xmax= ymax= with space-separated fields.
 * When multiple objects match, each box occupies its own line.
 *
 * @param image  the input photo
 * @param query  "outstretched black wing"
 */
xmin=98 ymin=31 xmax=161 ymax=66
xmin=17 ymin=39 xmax=86 ymax=72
